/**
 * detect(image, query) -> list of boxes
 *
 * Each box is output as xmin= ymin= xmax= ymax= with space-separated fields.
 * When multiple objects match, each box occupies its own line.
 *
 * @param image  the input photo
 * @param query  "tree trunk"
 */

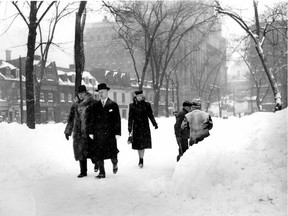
xmin=255 ymin=46 xmax=282 ymax=111
xmin=153 ymin=89 xmax=160 ymax=117
xmin=255 ymin=85 xmax=261 ymax=111
xmin=35 ymin=82 xmax=41 ymax=123
xmin=19 ymin=56 xmax=24 ymax=124
xmin=25 ymin=2 xmax=38 ymax=129
xmin=165 ymin=79 xmax=170 ymax=117
xmin=176 ymin=81 xmax=180 ymax=112
xmin=74 ymin=2 xmax=87 ymax=95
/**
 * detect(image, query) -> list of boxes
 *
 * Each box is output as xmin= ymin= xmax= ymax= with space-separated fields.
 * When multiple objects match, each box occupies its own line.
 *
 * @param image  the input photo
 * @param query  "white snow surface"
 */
xmin=0 ymin=109 xmax=287 ymax=216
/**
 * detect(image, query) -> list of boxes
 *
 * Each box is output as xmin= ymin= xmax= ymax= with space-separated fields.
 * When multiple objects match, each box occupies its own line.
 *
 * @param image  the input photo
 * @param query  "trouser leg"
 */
xmin=98 ymin=160 xmax=105 ymax=174
xmin=181 ymin=139 xmax=189 ymax=154
xmin=111 ymin=157 xmax=118 ymax=165
xmin=111 ymin=157 xmax=118 ymax=174
xmin=176 ymin=138 xmax=188 ymax=162
xmin=79 ymin=158 xmax=87 ymax=174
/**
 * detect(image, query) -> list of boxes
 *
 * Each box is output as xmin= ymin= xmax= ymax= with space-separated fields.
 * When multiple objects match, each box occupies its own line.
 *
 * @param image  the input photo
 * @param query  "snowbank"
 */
xmin=171 ymin=109 xmax=287 ymax=215
xmin=0 ymin=109 xmax=286 ymax=216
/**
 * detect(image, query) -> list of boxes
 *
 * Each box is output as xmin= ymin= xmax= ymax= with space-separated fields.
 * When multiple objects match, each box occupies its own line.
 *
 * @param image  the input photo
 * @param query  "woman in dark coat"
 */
xmin=128 ymin=90 xmax=158 ymax=168
xmin=64 ymin=85 xmax=97 ymax=178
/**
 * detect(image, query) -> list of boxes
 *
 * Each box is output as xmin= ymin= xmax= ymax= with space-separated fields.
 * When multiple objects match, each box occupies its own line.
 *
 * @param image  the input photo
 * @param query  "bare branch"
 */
xmin=12 ymin=1 xmax=29 ymax=26
xmin=36 ymin=1 xmax=56 ymax=25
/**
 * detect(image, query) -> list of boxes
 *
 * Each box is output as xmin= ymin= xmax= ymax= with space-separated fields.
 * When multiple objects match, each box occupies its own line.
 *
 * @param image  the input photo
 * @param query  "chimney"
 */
xmin=69 ymin=64 xmax=75 ymax=70
xmin=5 ymin=50 xmax=11 ymax=61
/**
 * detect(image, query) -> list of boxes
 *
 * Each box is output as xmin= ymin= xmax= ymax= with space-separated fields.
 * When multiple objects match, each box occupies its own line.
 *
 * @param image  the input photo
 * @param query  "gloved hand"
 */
xmin=65 ymin=134 xmax=70 ymax=140
xmin=154 ymin=124 xmax=158 ymax=129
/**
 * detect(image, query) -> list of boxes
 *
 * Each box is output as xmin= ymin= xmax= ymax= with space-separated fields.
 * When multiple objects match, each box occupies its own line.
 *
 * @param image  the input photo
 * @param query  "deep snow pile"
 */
xmin=171 ymin=109 xmax=287 ymax=215
xmin=0 ymin=109 xmax=287 ymax=216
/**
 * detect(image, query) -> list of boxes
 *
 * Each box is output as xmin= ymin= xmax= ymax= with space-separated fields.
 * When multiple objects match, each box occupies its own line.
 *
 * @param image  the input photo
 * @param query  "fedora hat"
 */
xmin=134 ymin=90 xmax=143 ymax=95
xmin=77 ymin=85 xmax=87 ymax=93
xmin=182 ymin=101 xmax=192 ymax=107
xmin=96 ymin=83 xmax=110 ymax=91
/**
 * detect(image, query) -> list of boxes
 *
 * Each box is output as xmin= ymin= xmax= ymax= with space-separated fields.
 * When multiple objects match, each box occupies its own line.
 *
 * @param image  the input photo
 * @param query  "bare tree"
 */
xmin=235 ymin=45 xmax=270 ymax=111
xmin=103 ymin=1 xmax=167 ymax=90
xmin=104 ymin=1 xmax=218 ymax=116
xmin=34 ymin=3 xmax=77 ymax=123
xmin=215 ymin=0 xmax=284 ymax=111
xmin=74 ymin=1 xmax=87 ymax=95
xmin=149 ymin=1 xmax=218 ymax=116
xmin=12 ymin=1 xmax=56 ymax=129
xmin=258 ymin=2 xmax=287 ymax=108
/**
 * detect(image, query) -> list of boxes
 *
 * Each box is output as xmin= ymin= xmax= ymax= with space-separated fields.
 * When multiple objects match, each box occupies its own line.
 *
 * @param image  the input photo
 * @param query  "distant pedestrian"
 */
xmin=64 ymin=85 xmax=97 ymax=178
xmin=174 ymin=101 xmax=193 ymax=162
xmin=128 ymin=90 xmax=158 ymax=168
xmin=181 ymin=101 xmax=213 ymax=146
xmin=87 ymin=83 xmax=121 ymax=179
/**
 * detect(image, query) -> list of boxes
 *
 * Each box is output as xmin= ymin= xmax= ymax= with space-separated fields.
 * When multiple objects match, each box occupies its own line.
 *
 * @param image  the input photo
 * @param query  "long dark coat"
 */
xmin=64 ymin=92 xmax=96 ymax=161
xmin=128 ymin=98 xmax=157 ymax=150
xmin=174 ymin=108 xmax=190 ymax=139
xmin=88 ymin=98 xmax=121 ymax=160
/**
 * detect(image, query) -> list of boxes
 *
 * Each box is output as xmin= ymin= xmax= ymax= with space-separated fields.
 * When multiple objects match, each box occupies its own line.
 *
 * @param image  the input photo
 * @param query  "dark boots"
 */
xmin=112 ymin=158 xmax=118 ymax=174
xmin=138 ymin=158 xmax=143 ymax=168
xmin=78 ymin=159 xmax=87 ymax=178
xmin=96 ymin=160 xmax=106 ymax=179
xmin=96 ymin=158 xmax=118 ymax=178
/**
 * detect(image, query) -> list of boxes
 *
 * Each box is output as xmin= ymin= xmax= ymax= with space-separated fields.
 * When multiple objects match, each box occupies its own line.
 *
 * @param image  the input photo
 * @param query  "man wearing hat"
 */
xmin=174 ymin=101 xmax=193 ymax=162
xmin=64 ymin=85 xmax=97 ymax=178
xmin=181 ymin=100 xmax=213 ymax=146
xmin=87 ymin=83 xmax=121 ymax=179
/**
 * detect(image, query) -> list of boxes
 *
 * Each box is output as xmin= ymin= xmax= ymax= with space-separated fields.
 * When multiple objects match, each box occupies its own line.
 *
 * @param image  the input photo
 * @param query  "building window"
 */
xmin=47 ymin=107 xmax=54 ymax=122
xmin=60 ymin=93 xmax=65 ymax=102
xmin=68 ymin=93 xmax=72 ymax=102
xmin=113 ymin=92 xmax=117 ymax=102
xmin=48 ymin=93 xmax=53 ymax=102
xmin=16 ymin=69 xmax=19 ymax=79
xmin=40 ymin=92 xmax=45 ymax=102
xmin=91 ymin=79 xmax=96 ymax=86
xmin=122 ymin=93 xmax=125 ymax=103
xmin=149 ymin=94 xmax=153 ymax=102
xmin=84 ymin=77 xmax=89 ymax=84
xmin=122 ymin=109 xmax=127 ymax=119
xmin=6 ymin=68 xmax=11 ymax=77
xmin=71 ymin=75 xmax=75 ymax=83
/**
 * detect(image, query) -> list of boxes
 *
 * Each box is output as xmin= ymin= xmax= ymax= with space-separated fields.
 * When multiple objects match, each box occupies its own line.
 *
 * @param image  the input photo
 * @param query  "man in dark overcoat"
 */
xmin=128 ymin=90 xmax=158 ymax=168
xmin=88 ymin=83 xmax=121 ymax=179
xmin=174 ymin=101 xmax=193 ymax=162
xmin=64 ymin=85 xmax=97 ymax=178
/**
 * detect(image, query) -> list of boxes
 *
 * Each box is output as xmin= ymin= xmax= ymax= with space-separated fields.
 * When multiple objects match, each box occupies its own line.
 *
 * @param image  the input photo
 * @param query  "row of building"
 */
xmin=0 ymin=53 xmax=171 ymax=124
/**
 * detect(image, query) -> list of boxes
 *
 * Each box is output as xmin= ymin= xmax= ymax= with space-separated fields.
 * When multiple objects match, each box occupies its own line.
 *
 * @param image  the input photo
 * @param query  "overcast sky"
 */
xmin=0 ymin=0 xmax=280 ymax=69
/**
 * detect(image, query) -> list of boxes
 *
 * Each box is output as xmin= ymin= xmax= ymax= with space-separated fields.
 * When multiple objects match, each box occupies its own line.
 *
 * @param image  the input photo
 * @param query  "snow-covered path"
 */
xmin=1 ymin=118 xmax=196 ymax=216
xmin=29 ymin=162 xmax=192 ymax=216
xmin=20 ymin=138 xmax=195 ymax=216
xmin=0 ymin=111 xmax=287 ymax=216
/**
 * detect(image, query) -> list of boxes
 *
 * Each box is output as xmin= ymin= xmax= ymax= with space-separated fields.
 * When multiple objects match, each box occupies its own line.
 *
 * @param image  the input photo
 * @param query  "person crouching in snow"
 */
xmin=174 ymin=101 xmax=193 ymax=162
xmin=64 ymin=85 xmax=97 ymax=178
xmin=181 ymin=101 xmax=213 ymax=146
